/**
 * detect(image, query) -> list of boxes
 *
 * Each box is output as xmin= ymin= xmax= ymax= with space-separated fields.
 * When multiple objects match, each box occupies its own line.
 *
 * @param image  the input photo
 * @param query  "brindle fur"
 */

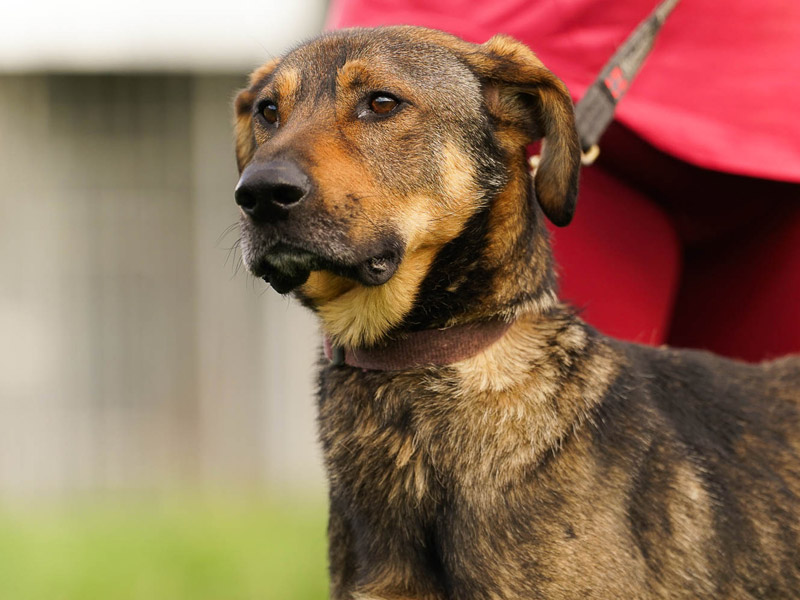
xmin=233 ymin=26 xmax=800 ymax=599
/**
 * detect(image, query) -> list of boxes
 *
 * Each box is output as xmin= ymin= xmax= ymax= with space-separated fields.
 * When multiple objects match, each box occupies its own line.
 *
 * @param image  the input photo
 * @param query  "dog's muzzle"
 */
xmin=234 ymin=159 xmax=403 ymax=294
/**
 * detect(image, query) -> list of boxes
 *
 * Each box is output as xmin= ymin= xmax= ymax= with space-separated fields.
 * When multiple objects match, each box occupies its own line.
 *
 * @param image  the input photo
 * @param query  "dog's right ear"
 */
xmin=233 ymin=58 xmax=281 ymax=174
xmin=455 ymin=35 xmax=581 ymax=227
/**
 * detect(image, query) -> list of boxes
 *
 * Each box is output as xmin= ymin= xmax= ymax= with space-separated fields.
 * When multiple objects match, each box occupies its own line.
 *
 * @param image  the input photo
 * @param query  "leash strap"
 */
xmin=573 ymin=0 xmax=681 ymax=161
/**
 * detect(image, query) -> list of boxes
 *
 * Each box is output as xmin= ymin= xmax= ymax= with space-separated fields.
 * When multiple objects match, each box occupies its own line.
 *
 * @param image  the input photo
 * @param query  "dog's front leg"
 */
xmin=328 ymin=504 xmax=358 ymax=599
xmin=327 ymin=502 xmax=448 ymax=600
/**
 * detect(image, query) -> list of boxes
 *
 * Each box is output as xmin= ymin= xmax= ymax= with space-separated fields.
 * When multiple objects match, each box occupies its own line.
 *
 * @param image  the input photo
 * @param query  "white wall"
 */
xmin=0 ymin=74 xmax=325 ymax=496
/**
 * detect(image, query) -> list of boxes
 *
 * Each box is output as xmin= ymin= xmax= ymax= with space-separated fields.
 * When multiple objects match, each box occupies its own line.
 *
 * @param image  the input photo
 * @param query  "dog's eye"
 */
xmin=369 ymin=94 xmax=399 ymax=115
xmin=261 ymin=102 xmax=279 ymax=125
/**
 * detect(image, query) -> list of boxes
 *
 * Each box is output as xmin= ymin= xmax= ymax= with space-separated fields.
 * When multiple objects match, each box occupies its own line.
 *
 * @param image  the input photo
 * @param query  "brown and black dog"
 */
xmin=232 ymin=26 xmax=800 ymax=599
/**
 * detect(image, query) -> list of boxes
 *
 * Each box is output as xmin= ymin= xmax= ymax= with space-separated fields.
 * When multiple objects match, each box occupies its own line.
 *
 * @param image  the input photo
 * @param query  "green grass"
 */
xmin=0 ymin=494 xmax=329 ymax=600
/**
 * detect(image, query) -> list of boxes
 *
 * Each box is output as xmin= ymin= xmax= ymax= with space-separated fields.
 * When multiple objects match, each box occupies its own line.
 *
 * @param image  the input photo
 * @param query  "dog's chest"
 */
xmin=316 ymin=364 xmax=580 ymax=597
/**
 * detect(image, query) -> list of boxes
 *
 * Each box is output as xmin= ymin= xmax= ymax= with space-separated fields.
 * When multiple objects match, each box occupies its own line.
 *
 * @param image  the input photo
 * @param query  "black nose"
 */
xmin=235 ymin=160 xmax=311 ymax=220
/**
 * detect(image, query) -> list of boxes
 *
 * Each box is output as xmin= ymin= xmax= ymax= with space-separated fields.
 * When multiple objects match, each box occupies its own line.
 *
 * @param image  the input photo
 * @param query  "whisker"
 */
xmin=217 ymin=222 xmax=240 ymax=247
xmin=224 ymin=238 xmax=242 ymax=269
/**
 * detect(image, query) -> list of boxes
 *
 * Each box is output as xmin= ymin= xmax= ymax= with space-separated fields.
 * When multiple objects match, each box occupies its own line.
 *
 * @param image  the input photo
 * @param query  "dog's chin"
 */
xmin=250 ymin=247 xmax=402 ymax=294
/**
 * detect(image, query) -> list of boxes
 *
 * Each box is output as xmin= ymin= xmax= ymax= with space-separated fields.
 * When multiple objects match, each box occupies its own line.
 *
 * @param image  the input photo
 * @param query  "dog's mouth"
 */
xmin=249 ymin=241 xmax=403 ymax=294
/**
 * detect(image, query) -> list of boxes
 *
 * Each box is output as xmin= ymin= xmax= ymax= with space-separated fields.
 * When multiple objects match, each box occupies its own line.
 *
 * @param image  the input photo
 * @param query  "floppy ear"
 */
xmin=464 ymin=35 xmax=581 ymax=226
xmin=233 ymin=58 xmax=281 ymax=174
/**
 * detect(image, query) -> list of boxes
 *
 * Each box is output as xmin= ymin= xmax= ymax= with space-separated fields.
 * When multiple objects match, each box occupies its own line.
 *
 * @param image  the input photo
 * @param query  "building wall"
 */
xmin=0 ymin=74 xmax=324 ymax=496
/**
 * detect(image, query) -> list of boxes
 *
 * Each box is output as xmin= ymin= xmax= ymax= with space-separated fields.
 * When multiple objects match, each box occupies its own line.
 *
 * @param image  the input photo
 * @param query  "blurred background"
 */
xmin=1 ymin=1 xmax=331 ymax=598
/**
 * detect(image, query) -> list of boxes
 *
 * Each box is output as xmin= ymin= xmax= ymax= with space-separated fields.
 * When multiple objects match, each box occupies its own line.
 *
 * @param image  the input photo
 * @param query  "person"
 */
xmin=326 ymin=0 xmax=800 ymax=362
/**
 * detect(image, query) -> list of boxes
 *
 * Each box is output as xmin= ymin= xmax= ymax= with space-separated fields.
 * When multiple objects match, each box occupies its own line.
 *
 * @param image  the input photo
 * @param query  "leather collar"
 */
xmin=323 ymin=319 xmax=513 ymax=371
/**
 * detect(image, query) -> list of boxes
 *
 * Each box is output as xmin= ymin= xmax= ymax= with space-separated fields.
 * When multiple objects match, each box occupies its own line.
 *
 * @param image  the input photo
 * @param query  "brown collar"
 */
xmin=323 ymin=320 xmax=513 ymax=371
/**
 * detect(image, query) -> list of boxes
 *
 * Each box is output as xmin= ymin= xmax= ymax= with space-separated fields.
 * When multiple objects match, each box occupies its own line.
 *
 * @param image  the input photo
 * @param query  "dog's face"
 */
xmin=234 ymin=27 xmax=579 ymax=346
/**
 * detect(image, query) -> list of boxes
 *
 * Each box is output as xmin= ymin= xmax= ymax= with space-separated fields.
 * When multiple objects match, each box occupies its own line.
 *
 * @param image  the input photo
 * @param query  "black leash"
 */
xmin=573 ymin=0 xmax=681 ymax=165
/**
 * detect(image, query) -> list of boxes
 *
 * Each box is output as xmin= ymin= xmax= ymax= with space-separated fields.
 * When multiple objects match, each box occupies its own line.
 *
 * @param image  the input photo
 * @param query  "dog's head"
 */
xmin=234 ymin=26 xmax=580 ymax=346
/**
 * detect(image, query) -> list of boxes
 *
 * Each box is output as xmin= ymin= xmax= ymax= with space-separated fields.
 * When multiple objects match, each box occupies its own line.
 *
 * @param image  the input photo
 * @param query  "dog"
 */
xmin=232 ymin=26 xmax=800 ymax=599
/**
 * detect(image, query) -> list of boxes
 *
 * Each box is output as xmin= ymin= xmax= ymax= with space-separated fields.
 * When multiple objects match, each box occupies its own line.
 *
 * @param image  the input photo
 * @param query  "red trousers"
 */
xmin=562 ymin=124 xmax=800 ymax=362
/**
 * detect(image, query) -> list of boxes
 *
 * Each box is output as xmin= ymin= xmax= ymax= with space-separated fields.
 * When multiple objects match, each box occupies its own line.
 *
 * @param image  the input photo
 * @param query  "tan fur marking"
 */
xmin=273 ymin=67 xmax=301 ymax=105
xmin=484 ymin=34 xmax=546 ymax=71
xmin=248 ymin=58 xmax=281 ymax=87
xmin=454 ymin=313 xmax=589 ymax=393
xmin=394 ymin=146 xmax=478 ymax=253
xmin=312 ymin=246 xmax=438 ymax=347
xmin=438 ymin=142 xmax=481 ymax=208
xmin=302 ymin=271 xmax=356 ymax=305
xmin=484 ymin=161 xmax=527 ymax=264
xmin=337 ymin=59 xmax=371 ymax=90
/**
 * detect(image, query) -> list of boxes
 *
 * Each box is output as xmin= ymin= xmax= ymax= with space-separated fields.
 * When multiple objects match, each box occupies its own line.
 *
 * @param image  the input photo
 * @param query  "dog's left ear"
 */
xmin=233 ymin=58 xmax=281 ymax=174
xmin=463 ymin=35 xmax=581 ymax=226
